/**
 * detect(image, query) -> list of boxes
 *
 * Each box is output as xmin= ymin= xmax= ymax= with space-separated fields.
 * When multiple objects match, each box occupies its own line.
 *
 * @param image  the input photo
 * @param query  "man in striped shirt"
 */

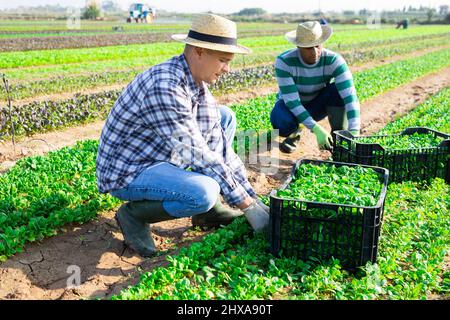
xmin=96 ymin=14 xmax=269 ymax=257
xmin=271 ymin=21 xmax=360 ymax=153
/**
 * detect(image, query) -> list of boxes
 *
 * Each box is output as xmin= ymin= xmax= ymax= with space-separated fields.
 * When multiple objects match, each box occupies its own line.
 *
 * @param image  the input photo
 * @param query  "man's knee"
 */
xmin=190 ymin=176 xmax=220 ymax=214
xmin=270 ymin=100 xmax=298 ymax=137
xmin=220 ymin=105 xmax=237 ymax=131
xmin=326 ymin=83 xmax=345 ymax=107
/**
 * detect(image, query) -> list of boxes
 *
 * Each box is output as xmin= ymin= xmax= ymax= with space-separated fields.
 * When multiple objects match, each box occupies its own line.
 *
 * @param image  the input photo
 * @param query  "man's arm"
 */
xmin=330 ymin=54 xmax=361 ymax=132
xmin=275 ymin=56 xmax=317 ymax=130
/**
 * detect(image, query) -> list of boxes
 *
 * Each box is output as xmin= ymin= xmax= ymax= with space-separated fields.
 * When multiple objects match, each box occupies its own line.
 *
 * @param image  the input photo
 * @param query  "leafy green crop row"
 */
xmin=2 ymin=71 xmax=133 ymax=101
xmin=379 ymin=87 xmax=450 ymax=135
xmin=355 ymin=48 xmax=450 ymax=101
xmin=0 ymin=20 xmax=302 ymax=34
xmin=0 ymin=91 xmax=121 ymax=138
xmin=0 ymin=28 xmax=307 ymax=53
xmin=0 ymin=140 xmax=121 ymax=262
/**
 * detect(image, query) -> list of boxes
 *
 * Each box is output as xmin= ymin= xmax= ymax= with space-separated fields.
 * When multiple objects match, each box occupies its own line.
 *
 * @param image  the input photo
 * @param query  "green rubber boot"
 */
xmin=192 ymin=199 xmax=243 ymax=230
xmin=327 ymin=106 xmax=348 ymax=143
xmin=279 ymin=128 xmax=302 ymax=154
xmin=115 ymin=200 xmax=175 ymax=257
xmin=326 ymin=106 xmax=348 ymax=132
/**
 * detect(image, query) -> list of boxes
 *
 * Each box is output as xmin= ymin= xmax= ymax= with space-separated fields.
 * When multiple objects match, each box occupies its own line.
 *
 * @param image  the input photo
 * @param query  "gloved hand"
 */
xmin=312 ymin=124 xmax=333 ymax=150
xmin=255 ymin=198 xmax=269 ymax=212
xmin=349 ymin=130 xmax=360 ymax=137
xmin=242 ymin=200 xmax=269 ymax=232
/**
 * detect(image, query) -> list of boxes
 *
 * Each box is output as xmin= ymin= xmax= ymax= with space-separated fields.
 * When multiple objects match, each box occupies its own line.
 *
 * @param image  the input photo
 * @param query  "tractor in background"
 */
xmin=127 ymin=3 xmax=156 ymax=23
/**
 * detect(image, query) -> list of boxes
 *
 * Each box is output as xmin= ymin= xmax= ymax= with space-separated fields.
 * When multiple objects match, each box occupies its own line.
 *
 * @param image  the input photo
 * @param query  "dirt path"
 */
xmin=1 ymin=67 xmax=449 ymax=300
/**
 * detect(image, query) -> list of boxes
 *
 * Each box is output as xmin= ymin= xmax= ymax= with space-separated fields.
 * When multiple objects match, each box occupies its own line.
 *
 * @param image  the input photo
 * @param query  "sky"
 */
xmin=0 ymin=0 xmax=447 ymax=13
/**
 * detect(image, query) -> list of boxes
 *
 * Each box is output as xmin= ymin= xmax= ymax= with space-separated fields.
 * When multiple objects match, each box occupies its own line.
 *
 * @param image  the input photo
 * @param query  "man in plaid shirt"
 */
xmin=96 ymin=14 xmax=269 ymax=257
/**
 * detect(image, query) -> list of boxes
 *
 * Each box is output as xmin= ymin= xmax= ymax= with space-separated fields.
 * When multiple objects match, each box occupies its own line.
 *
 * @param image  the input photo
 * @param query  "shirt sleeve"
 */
xmin=204 ymin=102 xmax=257 ymax=199
xmin=140 ymin=80 xmax=250 ymax=206
xmin=330 ymin=54 xmax=361 ymax=132
xmin=275 ymin=56 xmax=317 ymax=130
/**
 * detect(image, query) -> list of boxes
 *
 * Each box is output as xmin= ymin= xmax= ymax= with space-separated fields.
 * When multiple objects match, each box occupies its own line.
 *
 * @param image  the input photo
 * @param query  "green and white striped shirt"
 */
xmin=275 ymin=48 xmax=360 ymax=131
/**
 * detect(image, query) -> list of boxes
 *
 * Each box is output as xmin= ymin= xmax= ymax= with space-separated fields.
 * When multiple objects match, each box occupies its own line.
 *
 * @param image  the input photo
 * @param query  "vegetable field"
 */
xmin=0 ymin=19 xmax=449 ymax=301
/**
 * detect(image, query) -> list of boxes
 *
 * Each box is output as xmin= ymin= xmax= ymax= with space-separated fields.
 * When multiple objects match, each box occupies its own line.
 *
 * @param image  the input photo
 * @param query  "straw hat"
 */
xmin=285 ymin=21 xmax=333 ymax=48
xmin=171 ymin=14 xmax=252 ymax=54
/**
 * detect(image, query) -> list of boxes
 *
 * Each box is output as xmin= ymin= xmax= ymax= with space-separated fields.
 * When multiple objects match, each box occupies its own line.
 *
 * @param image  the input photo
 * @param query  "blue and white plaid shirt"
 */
xmin=96 ymin=54 xmax=256 ymax=206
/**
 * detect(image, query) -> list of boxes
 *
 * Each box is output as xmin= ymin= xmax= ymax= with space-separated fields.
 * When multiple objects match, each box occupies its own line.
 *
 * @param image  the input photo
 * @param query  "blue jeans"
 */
xmin=270 ymin=82 xmax=345 ymax=137
xmin=110 ymin=105 xmax=237 ymax=218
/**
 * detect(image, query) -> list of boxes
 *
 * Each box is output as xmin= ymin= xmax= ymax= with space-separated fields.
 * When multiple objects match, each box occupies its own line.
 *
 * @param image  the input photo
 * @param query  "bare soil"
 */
xmin=1 ymin=67 xmax=449 ymax=300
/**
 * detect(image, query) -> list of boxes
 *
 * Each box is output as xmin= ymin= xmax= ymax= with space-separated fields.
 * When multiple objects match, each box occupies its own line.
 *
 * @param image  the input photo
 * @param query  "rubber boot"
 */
xmin=326 ymin=106 xmax=348 ymax=132
xmin=279 ymin=128 xmax=302 ymax=154
xmin=192 ymin=198 xmax=243 ymax=230
xmin=115 ymin=200 xmax=175 ymax=257
xmin=326 ymin=106 xmax=348 ymax=143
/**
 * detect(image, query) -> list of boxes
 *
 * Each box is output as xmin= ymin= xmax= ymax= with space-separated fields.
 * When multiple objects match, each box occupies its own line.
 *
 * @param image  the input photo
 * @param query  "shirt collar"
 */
xmin=297 ymin=49 xmax=321 ymax=68
xmin=179 ymin=53 xmax=203 ymax=97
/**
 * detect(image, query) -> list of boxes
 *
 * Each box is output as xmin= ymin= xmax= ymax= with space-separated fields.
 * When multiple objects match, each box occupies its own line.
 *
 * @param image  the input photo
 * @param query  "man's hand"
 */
xmin=236 ymin=197 xmax=255 ymax=210
xmin=312 ymin=124 xmax=333 ymax=150
xmin=254 ymin=198 xmax=269 ymax=212
xmin=241 ymin=200 xmax=269 ymax=232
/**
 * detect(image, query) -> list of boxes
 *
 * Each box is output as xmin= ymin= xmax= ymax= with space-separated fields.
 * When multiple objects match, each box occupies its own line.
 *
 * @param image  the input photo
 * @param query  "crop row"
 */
xmin=2 ymin=33 xmax=448 ymax=102
xmin=0 ymin=140 xmax=121 ymax=262
xmin=0 ymin=21 xmax=303 ymax=34
xmin=1 ymin=63 xmax=274 ymax=101
xmin=1 ymin=47 xmax=449 ymax=139
xmin=0 ymin=22 xmax=300 ymax=37
xmin=2 ymin=25 xmax=449 ymax=70
xmin=0 ymin=28 xmax=303 ymax=53
xmin=112 ymin=88 xmax=450 ymax=300
xmin=378 ymin=87 xmax=450 ymax=135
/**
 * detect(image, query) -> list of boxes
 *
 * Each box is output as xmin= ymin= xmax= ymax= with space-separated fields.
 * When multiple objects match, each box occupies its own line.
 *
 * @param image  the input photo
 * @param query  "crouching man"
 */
xmin=96 ymin=14 xmax=269 ymax=257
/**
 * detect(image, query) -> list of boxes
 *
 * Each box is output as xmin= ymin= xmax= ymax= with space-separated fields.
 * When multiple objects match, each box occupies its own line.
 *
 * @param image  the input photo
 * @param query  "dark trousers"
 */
xmin=270 ymin=82 xmax=345 ymax=137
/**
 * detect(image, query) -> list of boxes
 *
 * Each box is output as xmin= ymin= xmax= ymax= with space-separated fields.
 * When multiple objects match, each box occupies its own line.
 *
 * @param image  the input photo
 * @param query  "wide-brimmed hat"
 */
xmin=171 ymin=14 xmax=251 ymax=55
xmin=285 ymin=21 xmax=333 ymax=48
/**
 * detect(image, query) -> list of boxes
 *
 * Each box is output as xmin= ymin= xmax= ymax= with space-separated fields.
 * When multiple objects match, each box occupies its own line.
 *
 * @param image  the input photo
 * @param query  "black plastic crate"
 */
xmin=332 ymin=127 xmax=450 ymax=184
xmin=269 ymin=159 xmax=389 ymax=270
